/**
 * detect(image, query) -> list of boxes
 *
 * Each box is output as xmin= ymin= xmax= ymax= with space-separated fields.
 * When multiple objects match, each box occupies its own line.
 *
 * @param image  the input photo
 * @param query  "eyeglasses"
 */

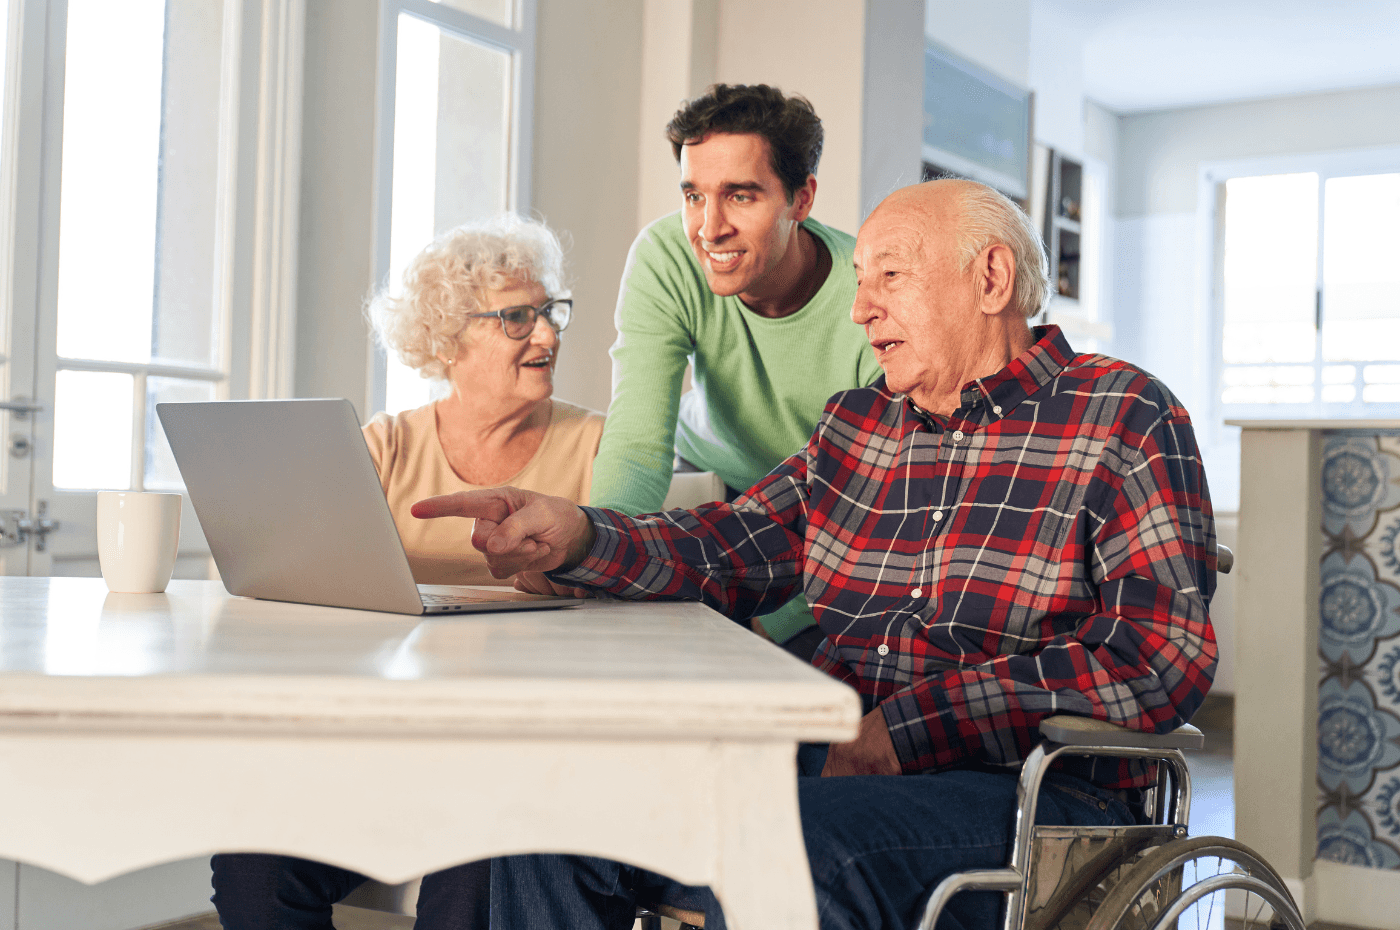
xmin=467 ymin=298 xmax=573 ymax=340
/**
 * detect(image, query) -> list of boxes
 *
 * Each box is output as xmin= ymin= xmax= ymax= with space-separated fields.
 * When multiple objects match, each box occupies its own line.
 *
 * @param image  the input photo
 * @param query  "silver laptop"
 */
xmin=156 ymin=398 xmax=583 ymax=615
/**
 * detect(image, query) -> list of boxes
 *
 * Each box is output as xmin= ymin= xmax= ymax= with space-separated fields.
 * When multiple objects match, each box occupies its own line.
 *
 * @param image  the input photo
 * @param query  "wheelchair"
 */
xmin=912 ymin=712 xmax=1305 ymax=930
xmin=639 ymin=712 xmax=1306 ymax=930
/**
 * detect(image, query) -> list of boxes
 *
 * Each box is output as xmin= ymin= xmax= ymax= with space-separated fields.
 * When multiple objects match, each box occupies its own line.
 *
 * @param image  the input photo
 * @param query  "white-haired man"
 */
xmin=414 ymin=179 xmax=1218 ymax=929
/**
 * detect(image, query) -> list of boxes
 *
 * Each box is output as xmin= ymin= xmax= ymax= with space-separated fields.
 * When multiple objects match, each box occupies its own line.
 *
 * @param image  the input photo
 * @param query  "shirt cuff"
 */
xmin=545 ymin=506 xmax=629 ymax=588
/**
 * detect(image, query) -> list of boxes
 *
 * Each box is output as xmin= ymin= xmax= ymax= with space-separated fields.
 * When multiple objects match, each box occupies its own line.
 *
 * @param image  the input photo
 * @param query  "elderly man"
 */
xmin=415 ymin=179 xmax=1217 ymax=929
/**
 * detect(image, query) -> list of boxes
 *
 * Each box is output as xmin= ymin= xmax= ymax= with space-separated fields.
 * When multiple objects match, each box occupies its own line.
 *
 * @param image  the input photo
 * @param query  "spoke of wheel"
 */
xmin=1251 ymin=888 xmax=1270 ymax=929
xmin=1202 ymin=858 xmax=1218 ymax=930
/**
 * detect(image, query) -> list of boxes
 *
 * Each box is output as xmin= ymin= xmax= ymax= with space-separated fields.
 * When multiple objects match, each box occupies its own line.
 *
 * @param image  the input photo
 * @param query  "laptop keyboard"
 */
xmin=419 ymin=588 xmax=548 ymax=605
xmin=420 ymin=591 xmax=500 ymax=605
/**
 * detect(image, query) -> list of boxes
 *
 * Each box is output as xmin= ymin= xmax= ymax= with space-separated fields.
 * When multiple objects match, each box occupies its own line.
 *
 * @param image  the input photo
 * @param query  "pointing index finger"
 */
xmin=411 ymin=490 xmax=511 ymax=523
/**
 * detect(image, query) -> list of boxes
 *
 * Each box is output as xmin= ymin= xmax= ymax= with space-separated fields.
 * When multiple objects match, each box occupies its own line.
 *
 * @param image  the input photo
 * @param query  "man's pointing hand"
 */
xmin=411 ymin=487 xmax=596 ymax=580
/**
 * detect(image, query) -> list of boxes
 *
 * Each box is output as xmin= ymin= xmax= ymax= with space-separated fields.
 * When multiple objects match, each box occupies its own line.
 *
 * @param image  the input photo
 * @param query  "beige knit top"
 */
xmin=362 ymin=399 xmax=605 ymax=586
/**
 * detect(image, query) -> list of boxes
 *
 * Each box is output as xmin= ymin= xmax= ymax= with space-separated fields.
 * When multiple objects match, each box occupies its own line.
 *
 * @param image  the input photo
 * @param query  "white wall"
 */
xmin=1116 ymin=84 xmax=1400 ymax=217
xmin=529 ymin=0 xmax=645 ymax=414
xmin=1027 ymin=3 xmax=1084 ymax=157
xmin=924 ymin=0 xmax=1030 ymax=86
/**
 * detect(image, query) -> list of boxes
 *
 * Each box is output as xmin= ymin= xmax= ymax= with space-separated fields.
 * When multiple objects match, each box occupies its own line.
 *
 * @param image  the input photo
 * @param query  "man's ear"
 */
xmin=976 ymin=243 xmax=1016 ymax=317
xmin=790 ymin=174 xmax=818 ymax=222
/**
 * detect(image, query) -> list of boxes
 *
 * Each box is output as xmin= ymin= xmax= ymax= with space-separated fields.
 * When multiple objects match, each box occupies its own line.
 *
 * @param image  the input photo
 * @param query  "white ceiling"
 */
xmin=1039 ymin=0 xmax=1400 ymax=113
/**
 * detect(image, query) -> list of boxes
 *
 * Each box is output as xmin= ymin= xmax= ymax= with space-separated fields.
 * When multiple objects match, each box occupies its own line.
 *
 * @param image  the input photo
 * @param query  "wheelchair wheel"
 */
xmin=1082 ymin=836 xmax=1305 ymax=930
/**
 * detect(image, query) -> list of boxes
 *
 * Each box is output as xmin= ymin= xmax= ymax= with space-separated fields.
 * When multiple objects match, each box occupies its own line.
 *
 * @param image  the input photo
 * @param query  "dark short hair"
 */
xmin=665 ymin=84 xmax=823 ymax=203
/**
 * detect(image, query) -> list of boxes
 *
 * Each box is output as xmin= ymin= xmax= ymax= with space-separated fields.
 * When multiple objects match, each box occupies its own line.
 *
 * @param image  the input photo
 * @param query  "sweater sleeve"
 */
xmin=589 ymin=219 xmax=698 ymax=516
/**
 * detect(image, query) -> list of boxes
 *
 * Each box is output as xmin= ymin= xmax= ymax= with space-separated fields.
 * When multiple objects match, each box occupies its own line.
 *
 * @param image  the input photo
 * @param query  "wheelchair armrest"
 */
xmin=1039 ymin=715 xmax=1204 ymax=751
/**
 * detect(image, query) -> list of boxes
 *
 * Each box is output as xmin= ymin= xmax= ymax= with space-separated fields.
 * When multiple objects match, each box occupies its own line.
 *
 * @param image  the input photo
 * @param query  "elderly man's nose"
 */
xmin=851 ymin=286 xmax=878 ymax=323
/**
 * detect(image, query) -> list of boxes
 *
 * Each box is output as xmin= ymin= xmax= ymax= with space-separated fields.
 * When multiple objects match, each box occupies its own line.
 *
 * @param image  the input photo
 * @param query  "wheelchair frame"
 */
xmin=918 ymin=714 xmax=1306 ymax=930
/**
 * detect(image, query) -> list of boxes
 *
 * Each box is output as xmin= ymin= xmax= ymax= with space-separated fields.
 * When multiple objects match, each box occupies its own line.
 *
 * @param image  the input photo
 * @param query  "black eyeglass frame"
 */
xmin=466 ymin=298 xmax=573 ymax=340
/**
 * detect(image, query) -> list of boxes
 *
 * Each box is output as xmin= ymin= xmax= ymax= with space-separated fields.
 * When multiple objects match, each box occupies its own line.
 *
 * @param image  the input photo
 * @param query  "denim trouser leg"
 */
xmin=487 ymin=765 xmax=1133 ymax=930
xmin=415 ymin=860 xmax=492 ymax=930
xmin=209 ymin=853 xmax=367 ymax=930
xmin=211 ymin=854 xmax=491 ymax=930
xmin=801 ymin=769 xmax=1132 ymax=930
xmin=488 ymin=854 xmax=640 ymax=930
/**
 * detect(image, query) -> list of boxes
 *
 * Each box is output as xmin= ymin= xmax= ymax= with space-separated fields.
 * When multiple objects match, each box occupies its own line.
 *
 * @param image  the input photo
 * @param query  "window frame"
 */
xmin=366 ymin=0 xmax=536 ymax=415
xmin=4 ymin=0 xmax=304 ymax=493
xmin=1202 ymin=145 xmax=1400 ymax=432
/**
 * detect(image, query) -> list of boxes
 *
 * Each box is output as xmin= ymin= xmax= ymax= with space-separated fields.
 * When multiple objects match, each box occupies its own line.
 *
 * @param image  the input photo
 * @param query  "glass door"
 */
xmin=3 ymin=0 xmax=228 ymax=576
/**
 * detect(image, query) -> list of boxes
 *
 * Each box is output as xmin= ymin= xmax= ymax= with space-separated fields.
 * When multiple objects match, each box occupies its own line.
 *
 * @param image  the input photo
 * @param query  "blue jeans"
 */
xmin=489 ymin=746 xmax=1135 ymax=930
xmin=209 ymin=854 xmax=489 ymax=930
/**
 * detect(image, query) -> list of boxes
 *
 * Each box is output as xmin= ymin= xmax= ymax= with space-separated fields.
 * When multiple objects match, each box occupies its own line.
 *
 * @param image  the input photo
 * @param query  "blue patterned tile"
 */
xmin=1322 ymin=437 xmax=1400 ymax=538
xmin=1380 ymin=516 xmax=1400 ymax=578
xmin=1318 ymin=806 xmax=1400 ymax=868
xmin=1317 ymin=678 xmax=1400 ymax=795
xmin=1376 ymin=777 xmax=1400 ymax=836
xmin=1319 ymin=551 xmax=1400 ymax=664
xmin=1376 ymin=645 xmax=1400 ymax=704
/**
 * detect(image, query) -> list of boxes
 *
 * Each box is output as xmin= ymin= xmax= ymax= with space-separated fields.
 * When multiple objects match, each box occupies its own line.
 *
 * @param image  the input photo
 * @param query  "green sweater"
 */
xmin=589 ymin=212 xmax=881 ymax=641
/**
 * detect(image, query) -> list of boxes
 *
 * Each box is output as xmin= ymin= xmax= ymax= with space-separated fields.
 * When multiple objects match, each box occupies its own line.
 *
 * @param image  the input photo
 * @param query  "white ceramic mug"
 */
xmin=96 ymin=491 xmax=182 ymax=593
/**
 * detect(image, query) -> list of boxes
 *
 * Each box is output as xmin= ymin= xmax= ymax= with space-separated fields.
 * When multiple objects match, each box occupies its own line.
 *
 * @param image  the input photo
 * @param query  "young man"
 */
xmin=588 ymin=83 xmax=881 ymax=649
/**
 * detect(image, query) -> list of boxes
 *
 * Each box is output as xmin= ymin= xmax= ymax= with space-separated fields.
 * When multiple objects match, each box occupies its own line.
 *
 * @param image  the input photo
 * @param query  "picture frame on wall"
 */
xmin=920 ymin=40 xmax=1034 ymax=206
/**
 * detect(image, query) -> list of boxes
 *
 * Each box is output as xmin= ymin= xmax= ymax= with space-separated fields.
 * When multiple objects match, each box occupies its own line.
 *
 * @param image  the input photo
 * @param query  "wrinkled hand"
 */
xmin=411 ymin=487 xmax=596 ymax=581
xmin=822 ymin=707 xmax=901 ymax=777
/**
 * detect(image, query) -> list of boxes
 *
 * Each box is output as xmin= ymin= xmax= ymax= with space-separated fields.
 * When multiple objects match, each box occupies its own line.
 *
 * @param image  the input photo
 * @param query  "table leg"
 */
xmin=709 ymin=743 xmax=818 ymax=930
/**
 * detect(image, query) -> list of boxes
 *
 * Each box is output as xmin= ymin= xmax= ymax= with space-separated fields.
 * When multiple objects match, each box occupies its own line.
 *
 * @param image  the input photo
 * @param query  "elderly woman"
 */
xmin=364 ymin=213 xmax=604 ymax=587
xmin=209 ymin=214 xmax=600 ymax=930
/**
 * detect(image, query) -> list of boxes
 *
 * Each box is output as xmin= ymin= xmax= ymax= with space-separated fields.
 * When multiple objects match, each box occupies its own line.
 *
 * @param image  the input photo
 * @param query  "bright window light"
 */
xmin=384 ymin=14 xmax=441 ymax=416
xmin=382 ymin=14 xmax=515 ymax=417
xmin=1221 ymin=173 xmax=1318 ymax=365
xmin=52 ymin=370 xmax=133 ymax=489
xmin=54 ymin=0 xmax=165 ymax=364
xmin=1322 ymin=173 xmax=1400 ymax=362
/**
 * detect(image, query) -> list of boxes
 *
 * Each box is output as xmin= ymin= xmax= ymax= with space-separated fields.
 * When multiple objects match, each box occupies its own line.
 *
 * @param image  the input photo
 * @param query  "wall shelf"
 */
xmin=1043 ymin=150 xmax=1083 ymax=302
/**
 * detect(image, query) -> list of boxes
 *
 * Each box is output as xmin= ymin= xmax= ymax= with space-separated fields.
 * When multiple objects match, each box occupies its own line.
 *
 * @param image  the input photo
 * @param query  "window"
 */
xmin=51 ymin=0 xmax=224 ymax=490
xmin=1217 ymin=162 xmax=1400 ymax=417
xmin=372 ymin=0 xmax=535 ymax=416
xmin=2 ymin=0 xmax=301 ymax=577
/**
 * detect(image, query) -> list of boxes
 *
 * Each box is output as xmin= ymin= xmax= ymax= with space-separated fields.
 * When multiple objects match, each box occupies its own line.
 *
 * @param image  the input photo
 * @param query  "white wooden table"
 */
xmin=0 ymin=577 xmax=860 ymax=930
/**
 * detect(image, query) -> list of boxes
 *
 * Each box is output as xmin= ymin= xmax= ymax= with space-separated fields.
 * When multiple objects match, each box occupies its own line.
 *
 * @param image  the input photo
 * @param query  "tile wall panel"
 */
xmin=1317 ymin=432 xmax=1400 ymax=868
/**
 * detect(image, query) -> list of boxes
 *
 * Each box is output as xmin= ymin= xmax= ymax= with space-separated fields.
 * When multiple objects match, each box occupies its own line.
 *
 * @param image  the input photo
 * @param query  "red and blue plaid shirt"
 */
xmin=559 ymin=327 xmax=1217 ymax=787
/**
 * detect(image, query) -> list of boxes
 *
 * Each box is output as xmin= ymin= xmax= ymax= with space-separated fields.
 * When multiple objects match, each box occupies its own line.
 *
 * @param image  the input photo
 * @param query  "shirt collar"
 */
xmin=967 ymin=325 xmax=1075 ymax=417
xmin=900 ymin=325 xmax=1076 ymax=428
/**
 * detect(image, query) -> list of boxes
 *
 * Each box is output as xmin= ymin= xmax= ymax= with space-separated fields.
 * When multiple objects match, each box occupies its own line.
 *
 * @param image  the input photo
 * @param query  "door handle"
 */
xmin=2 ymin=502 xmax=60 ymax=551
xmin=0 ymin=398 xmax=43 ymax=420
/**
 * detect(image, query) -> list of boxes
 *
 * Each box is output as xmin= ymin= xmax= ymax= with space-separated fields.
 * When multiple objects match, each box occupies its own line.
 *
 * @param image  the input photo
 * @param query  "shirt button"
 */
xmin=993 ymin=405 xmax=1003 ymax=415
xmin=952 ymin=430 xmax=965 ymax=442
xmin=932 ymin=511 xmax=944 ymax=522
xmin=877 ymin=644 xmax=890 ymax=657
